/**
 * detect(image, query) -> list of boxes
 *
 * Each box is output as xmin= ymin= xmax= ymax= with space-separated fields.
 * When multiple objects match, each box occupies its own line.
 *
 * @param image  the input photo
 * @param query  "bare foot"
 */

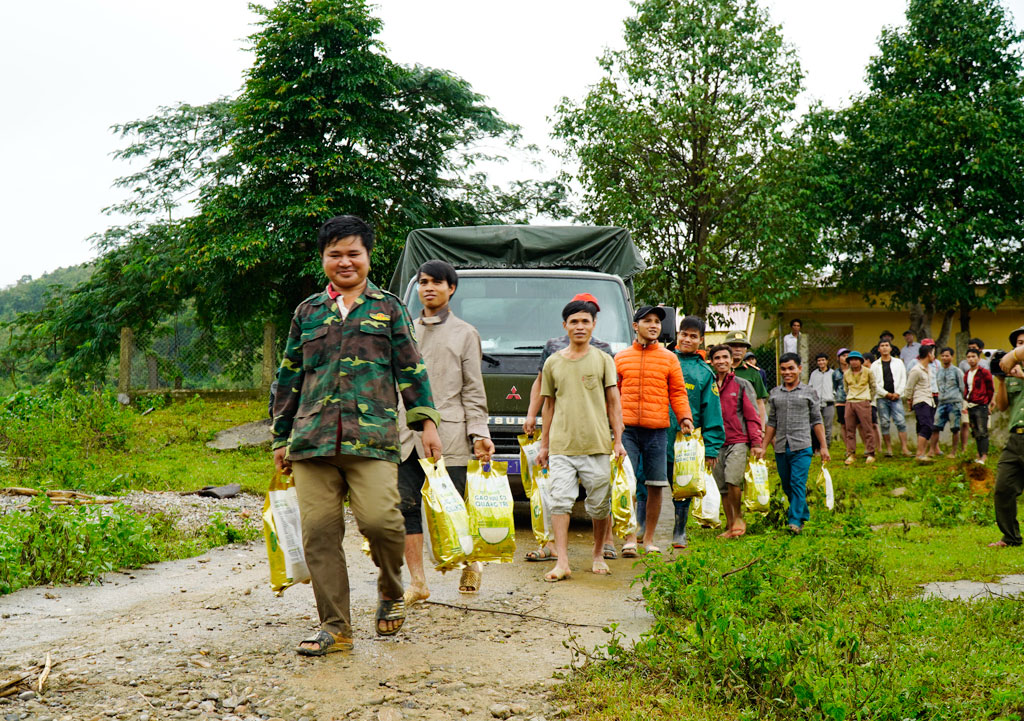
xmin=717 ymin=530 xmax=734 ymax=539
xmin=591 ymin=559 xmax=611 ymax=575
xmin=731 ymin=519 xmax=747 ymax=538
xmin=403 ymin=584 xmax=431 ymax=607
xmin=544 ymin=564 xmax=572 ymax=582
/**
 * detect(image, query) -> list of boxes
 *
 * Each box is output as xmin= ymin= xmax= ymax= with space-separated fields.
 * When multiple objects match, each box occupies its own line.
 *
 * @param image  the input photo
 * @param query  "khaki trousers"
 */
xmin=844 ymin=400 xmax=877 ymax=456
xmin=291 ymin=453 xmax=405 ymax=637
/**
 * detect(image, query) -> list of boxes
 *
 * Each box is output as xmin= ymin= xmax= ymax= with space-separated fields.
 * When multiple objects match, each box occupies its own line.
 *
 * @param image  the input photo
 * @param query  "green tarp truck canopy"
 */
xmin=387 ymin=225 xmax=646 ymax=295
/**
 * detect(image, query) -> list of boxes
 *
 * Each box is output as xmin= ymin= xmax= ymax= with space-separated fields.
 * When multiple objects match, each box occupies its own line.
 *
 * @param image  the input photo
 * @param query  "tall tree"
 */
xmin=9 ymin=0 xmax=566 ymax=381
xmin=805 ymin=0 xmax=1024 ymax=344
xmin=553 ymin=0 xmax=816 ymax=319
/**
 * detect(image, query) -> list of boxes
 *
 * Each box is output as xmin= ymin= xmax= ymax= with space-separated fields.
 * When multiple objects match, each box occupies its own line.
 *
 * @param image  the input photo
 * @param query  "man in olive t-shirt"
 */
xmin=537 ymin=298 xmax=626 ymax=582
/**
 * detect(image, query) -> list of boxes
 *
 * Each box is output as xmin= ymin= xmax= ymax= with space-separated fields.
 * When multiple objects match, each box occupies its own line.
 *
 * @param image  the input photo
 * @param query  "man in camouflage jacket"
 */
xmin=272 ymin=215 xmax=441 ymax=655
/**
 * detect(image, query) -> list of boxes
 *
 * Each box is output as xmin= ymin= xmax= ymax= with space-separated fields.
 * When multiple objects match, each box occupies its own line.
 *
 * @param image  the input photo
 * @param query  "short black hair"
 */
xmin=918 ymin=345 xmax=933 ymax=359
xmin=562 ymin=300 xmax=598 ymax=321
xmin=863 ymin=352 xmax=876 ymax=363
xmin=707 ymin=344 xmax=732 ymax=360
xmin=966 ymin=348 xmax=980 ymax=357
xmin=678 ymin=315 xmax=705 ymax=335
xmin=317 ymin=215 xmax=374 ymax=254
xmin=969 ymin=337 xmax=985 ymax=348
xmin=779 ymin=352 xmax=802 ymax=366
xmin=878 ymin=339 xmax=892 ymax=348
xmin=940 ymin=346 xmax=955 ymax=355
xmin=790 ymin=318 xmax=802 ymax=327
xmin=815 ymin=352 xmax=828 ymax=361
xmin=417 ymin=259 xmax=458 ymax=291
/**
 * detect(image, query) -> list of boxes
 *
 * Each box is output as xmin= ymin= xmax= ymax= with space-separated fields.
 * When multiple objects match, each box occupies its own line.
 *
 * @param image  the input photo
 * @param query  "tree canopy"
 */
xmin=804 ymin=0 xmax=1024 ymax=342
xmin=553 ymin=0 xmax=817 ymax=320
xmin=7 ymin=0 xmax=565 ymax=382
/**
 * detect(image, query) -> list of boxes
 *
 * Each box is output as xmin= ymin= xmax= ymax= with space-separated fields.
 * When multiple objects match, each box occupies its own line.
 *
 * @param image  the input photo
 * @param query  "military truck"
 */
xmin=388 ymin=225 xmax=645 ymax=496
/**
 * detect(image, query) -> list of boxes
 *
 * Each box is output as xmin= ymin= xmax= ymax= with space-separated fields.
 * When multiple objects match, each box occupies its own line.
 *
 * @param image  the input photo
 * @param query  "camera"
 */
xmin=991 ymin=350 xmax=1007 ymax=378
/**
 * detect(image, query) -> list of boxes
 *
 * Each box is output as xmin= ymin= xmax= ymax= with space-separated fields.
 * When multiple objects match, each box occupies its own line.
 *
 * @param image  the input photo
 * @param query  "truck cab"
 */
xmin=390 ymin=226 xmax=644 ymax=497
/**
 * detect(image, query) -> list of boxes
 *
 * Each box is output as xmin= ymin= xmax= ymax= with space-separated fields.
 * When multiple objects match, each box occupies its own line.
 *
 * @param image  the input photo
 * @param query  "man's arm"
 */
xmin=700 ymin=376 xmax=725 ymax=468
xmin=461 ymin=330 xmax=494 ymax=462
xmin=524 ymin=372 xmax=544 ymax=434
xmin=813 ymin=423 xmax=830 ymax=462
xmin=390 ymin=300 xmax=442 ymax=456
xmin=604 ymin=384 xmax=627 ymax=459
xmin=667 ymin=362 xmax=694 ymax=433
xmin=537 ymin=396 xmax=555 ymax=468
xmin=271 ymin=312 xmax=305 ymax=473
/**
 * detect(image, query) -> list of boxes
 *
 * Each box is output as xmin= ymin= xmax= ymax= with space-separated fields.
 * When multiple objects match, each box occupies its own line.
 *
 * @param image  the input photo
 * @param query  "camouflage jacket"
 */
xmin=271 ymin=280 xmax=440 ymax=463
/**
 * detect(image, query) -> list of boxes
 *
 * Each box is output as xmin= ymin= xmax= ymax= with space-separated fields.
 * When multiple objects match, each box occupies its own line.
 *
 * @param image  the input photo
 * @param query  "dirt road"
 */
xmin=1 ymin=506 xmax=665 ymax=721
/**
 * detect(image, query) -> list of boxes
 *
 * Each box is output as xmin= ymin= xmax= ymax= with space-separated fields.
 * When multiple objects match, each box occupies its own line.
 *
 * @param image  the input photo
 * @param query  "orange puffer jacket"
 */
xmin=614 ymin=341 xmax=693 ymax=429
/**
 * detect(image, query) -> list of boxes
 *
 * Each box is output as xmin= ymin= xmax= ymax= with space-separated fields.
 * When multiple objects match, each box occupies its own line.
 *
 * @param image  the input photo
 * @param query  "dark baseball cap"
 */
xmin=633 ymin=305 xmax=666 ymax=323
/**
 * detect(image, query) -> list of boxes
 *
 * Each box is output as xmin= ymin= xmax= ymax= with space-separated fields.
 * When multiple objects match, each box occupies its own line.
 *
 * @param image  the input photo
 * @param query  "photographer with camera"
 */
xmin=989 ymin=325 xmax=1024 ymax=548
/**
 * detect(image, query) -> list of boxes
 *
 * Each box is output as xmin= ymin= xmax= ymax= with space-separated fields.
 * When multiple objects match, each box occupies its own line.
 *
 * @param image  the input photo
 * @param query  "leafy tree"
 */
xmin=7 ymin=0 xmax=566 ymax=382
xmin=553 ymin=0 xmax=816 ymax=319
xmin=805 ymin=0 xmax=1024 ymax=344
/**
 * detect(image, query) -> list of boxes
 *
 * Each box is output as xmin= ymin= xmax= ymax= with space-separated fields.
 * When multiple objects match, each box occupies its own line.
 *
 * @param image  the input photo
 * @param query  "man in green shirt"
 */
xmin=990 ymin=325 xmax=1024 ymax=548
xmin=724 ymin=331 xmax=768 ymax=421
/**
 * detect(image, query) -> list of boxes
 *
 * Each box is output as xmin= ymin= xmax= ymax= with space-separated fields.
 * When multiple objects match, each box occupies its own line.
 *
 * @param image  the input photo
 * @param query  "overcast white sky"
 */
xmin=1 ymin=0 xmax=1021 ymax=288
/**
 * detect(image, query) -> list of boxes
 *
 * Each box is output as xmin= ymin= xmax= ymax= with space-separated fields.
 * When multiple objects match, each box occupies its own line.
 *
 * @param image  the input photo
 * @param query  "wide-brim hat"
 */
xmin=846 ymin=351 xmax=864 ymax=361
xmin=1010 ymin=326 xmax=1024 ymax=346
xmin=724 ymin=330 xmax=751 ymax=347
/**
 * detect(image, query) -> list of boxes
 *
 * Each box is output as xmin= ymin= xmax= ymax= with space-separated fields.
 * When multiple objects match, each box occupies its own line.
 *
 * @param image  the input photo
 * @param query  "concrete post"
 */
xmin=118 ymin=327 xmax=133 ymax=397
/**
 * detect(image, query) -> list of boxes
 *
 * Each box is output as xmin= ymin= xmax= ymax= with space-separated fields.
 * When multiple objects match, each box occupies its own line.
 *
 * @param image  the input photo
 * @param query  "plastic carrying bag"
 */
xmin=530 ymin=467 xmax=553 ymax=546
xmin=465 ymin=460 xmax=517 ymax=563
xmin=672 ymin=429 xmax=706 ymax=500
xmin=691 ymin=472 xmax=722 ymax=528
xmin=420 ymin=457 xmax=474 ymax=572
xmin=742 ymin=458 xmax=771 ymax=513
xmin=518 ymin=432 xmax=542 ymax=497
xmin=816 ymin=465 xmax=835 ymax=510
xmin=263 ymin=470 xmax=310 ymax=595
xmin=610 ymin=455 xmax=638 ymax=539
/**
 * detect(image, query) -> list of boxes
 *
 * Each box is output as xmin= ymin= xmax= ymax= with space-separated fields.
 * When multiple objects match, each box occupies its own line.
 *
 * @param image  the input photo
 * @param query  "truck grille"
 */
xmin=489 ymin=427 xmax=522 ymax=456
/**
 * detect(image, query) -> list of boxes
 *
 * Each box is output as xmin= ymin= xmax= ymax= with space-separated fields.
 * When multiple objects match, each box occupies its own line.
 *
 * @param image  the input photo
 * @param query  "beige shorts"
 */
xmin=548 ymin=454 xmax=612 ymax=519
xmin=711 ymin=443 xmax=749 ymax=495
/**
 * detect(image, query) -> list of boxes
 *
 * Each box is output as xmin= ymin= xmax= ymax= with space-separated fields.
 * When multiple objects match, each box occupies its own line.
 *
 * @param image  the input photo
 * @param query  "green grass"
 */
xmin=560 ymin=439 xmax=1024 ymax=720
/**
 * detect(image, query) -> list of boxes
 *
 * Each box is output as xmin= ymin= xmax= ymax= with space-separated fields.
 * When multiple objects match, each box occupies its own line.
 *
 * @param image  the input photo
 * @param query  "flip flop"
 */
xmin=641 ymin=545 xmax=661 ymax=554
xmin=459 ymin=566 xmax=482 ymax=594
xmin=525 ymin=547 xmax=557 ymax=562
xmin=592 ymin=560 xmax=611 ymax=575
xmin=602 ymin=543 xmax=617 ymax=560
xmin=375 ymin=599 xmax=406 ymax=637
xmin=544 ymin=569 xmax=572 ymax=583
xmin=296 ymin=630 xmax=353 ymax=656
xmin=621 ymin=543 xmax=639 ymax=558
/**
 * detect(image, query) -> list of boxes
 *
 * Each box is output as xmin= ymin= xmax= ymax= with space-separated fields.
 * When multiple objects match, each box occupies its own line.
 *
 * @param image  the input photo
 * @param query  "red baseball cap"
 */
xmin=921 ymin=338 xmax=936 ymax=346
xmin=570 ymin=292 xmax=600 ymax=311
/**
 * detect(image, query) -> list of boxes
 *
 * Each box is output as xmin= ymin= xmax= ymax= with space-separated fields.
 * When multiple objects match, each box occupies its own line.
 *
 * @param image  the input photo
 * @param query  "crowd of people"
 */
xmin=270 ymin=215 xmax=1024 ymax=655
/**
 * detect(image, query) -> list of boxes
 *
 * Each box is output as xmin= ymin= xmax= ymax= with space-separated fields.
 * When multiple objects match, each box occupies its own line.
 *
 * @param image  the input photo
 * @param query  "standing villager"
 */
xmin=782 ymin=319 xmax=802 ymax=356
xmin=900 ymin=329 xmax=922 ymax=371
xmin=708 ymin=344 xmax=763 ymax=538
xmin=536 ymin=299 xmax=626 ymax=581
xmin=963 ymin=348 xmax=995 ymax=463
xmin=398 ymin=260 xmax=495 ymax=606
xmin=663 ymin=316 xmax=725 ymax=548
xmin=808 ymin=353 xmax=836 ymax=449
xmin=905 ymin=344 xmax=936 ymax=462
xmin=871 ymin=339 xmax=911 ymax=457
xmin=959 ymin=338 xmax=991 ymax=450
xmin=842 ymin=351 xmax=878 ymax=464
xmin=723 ymin=331 xmax=769 ymax=422
xmin=931 ymin=347 xmax=966 ymax=457
xmin=834 ymin=349 xmax=850 ymax=426
xmin=272 ymin=215 xmax=442 ymax=656
xmin=761 ymin=353 xmax=829 ymax=534
xmin=989 ymin=326 xmax=1024 ymax=547
xmin=615 ymin=306 xmax=693 ymax=555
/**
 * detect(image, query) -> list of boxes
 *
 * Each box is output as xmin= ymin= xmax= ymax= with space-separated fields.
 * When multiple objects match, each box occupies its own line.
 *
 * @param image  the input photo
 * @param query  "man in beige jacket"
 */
xmin=398 ymin=260 xmax=494 ymax=604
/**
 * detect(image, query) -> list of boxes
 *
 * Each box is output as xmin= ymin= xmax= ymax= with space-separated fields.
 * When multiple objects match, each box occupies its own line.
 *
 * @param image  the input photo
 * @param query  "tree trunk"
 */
xmin=934 ymin=309 xmax=956 ymax=348
xmin=908 ymin=302 xmax=927 ymax=340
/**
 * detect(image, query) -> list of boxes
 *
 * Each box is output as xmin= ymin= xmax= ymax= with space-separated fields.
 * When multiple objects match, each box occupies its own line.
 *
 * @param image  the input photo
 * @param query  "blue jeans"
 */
xmin=934 ymin=402 xmax=962 ymax=431
xmin=876 ymin=397 xmax=907 ymax=434
xmin=623 ymin=426 xmax=669 ymax=483
xmin=776 ymin=445 xmax=813 ymax=528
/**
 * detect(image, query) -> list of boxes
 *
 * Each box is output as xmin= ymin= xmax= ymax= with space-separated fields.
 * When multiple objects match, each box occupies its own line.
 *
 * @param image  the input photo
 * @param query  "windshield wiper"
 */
xmin=482 ymin=353 xmax=501 ymax=367
xmin=513 ymin=345 xmax=544 ymax=350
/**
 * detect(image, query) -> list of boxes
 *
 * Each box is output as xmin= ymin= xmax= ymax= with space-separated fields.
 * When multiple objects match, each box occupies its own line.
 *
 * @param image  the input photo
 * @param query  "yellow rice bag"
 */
xmin=672 ymin=429 xmax=706 ymax=500
xmin=518 ymin=432 xmax=542 ymax=497
xmin=691 ymin=472 xmax=722 ymax=528
xmin=420 ymin=457 xmax=473 ymax=572
xmin=530 ymin=467 xmax=553 ymax=546
xmin=610 ymin=456 xmax=638 ymax=539
xmin=465 ymin=460 xmax=517 ymax=563
xmin=262 ymin=470 xmax=310 ymax=596
xmin=742 ymin=458 xmax=771 ymax=513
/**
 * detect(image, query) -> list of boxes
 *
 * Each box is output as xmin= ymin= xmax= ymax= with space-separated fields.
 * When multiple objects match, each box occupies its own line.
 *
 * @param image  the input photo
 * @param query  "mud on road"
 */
xmin=1 ymin=506 xmax=665 ymax=721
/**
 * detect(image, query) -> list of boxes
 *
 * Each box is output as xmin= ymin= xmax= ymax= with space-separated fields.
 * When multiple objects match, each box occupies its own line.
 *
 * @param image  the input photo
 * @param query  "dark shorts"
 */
xmin=913 ymin=402 xmax=935 ymax=439
xmin=871 ymin=405 xmax=878 ymax=425
xmin=623 ymin=426 xmax=669 ymax=485
xmin=397 ymin=453 xmax=467 ymax=535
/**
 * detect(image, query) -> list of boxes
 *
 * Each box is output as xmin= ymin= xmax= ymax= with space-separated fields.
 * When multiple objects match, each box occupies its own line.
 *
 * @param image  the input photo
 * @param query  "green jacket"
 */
xmin=667 ymin=352 xmax=725 ymax=461
xmin=272 ymin=281 xmax=440 ymax=463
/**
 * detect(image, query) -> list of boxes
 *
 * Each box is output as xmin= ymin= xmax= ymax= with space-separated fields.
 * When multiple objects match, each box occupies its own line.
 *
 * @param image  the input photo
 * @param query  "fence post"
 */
xmin=118 ymin=327 xmax=133 ymax=396
xmin=261 ymin=321 xmax=277 ymax=397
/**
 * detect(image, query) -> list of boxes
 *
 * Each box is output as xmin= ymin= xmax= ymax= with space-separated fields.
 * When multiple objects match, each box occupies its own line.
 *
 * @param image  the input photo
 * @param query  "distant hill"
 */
xmin=0 ymin=265 xmax=93 ymax=322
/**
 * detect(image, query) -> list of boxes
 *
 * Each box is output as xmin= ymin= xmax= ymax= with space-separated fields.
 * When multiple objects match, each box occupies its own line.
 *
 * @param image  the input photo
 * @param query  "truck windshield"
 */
xmin=406 ymin=276 xmax=634 ymax=355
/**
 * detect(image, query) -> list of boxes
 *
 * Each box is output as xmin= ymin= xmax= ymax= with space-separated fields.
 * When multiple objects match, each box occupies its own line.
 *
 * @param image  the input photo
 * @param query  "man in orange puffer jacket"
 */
xmin=615 ymin=306 xmax=694 ymax=553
